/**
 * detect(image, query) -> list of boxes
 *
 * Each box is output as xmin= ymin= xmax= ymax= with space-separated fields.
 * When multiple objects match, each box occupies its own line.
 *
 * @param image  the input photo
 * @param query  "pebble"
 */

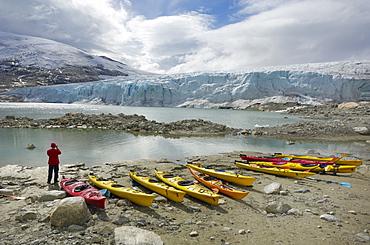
xmin=320 ymin=214 xmax=339 ymax=222
xmin=356 ymin=233 xmax=370 ymax=241
xmin=189 ymin=231 xmax=199 ymax=237
xmin=294 ymin=188 xmax=310 ymax=193
xmin=316 ymin=199 xmax=328 ymax=203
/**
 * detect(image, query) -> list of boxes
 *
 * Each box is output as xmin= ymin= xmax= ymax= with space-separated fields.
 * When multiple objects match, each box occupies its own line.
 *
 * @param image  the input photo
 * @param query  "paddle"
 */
xmin=306 ymin=177 xmax=351 ymax=187
xmin=0 ymin=194 xmax=26 ymax=200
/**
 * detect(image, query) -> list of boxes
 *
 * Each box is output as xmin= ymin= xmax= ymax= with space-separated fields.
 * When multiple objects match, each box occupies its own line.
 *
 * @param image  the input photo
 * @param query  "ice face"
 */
xmin=4 ymin=61 xmax=369 ymax=108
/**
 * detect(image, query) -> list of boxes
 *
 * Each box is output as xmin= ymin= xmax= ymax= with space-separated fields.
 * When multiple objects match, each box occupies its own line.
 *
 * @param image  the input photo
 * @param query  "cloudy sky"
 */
xmin=0 ymin=0 xmax=369 ymax=74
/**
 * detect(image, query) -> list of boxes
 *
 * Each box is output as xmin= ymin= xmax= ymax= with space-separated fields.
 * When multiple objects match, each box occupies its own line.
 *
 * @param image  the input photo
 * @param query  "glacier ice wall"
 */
xmin=3 ymin=62 xmax=369 ymax=108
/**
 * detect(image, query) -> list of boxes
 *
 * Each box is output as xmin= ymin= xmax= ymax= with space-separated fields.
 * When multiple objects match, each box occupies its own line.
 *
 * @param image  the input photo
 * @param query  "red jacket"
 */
xmin=47 ymin=148 xmax=62 ymax=165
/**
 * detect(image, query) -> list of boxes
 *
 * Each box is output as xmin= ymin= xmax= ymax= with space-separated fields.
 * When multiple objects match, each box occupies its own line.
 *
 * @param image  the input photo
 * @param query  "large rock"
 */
xmin=50 ymin=197 xmax=92 ymax=227
xmin=338 ymin=102 xmax=359 ymax=109
xmin=114 ymin=226 xmax=163 ymax=245
xmin=353 ymin=126 xmax=370 ymax=135
xmin=263 ymin=182 xmax=282 ymax=194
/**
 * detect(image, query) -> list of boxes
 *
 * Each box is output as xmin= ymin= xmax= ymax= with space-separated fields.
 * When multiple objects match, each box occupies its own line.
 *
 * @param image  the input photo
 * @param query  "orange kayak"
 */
xmin=188 ymin=167 xmax=249 ymax=200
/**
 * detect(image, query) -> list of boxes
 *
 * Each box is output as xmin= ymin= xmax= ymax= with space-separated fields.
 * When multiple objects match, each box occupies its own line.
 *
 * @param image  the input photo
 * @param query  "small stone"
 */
xmin=280 ymin=190 xmax=289 ymax=195
xmin=287 ymin=208 xmax=302 ymax=216
xmin=348 ymin=210 xmax=357 ymax=215
xmin=21 ymin=224 xmax=30 ymax=230
xmin=356 ymin=233 xmax=370 ymax=241
xmin=294 ymin=188 xmax=310 ymax=193
xmin=188 ymin=206 xmax=201 ymax=212
xmin=189 ymin=231 xmax=199 ymax=237
xmin=316 ymin=199 xmax=328 ymax=203
xmin=320 ymin=214 xmax=339 ymax=222
xmin=238 ymin=229 xmax=246 ymax=235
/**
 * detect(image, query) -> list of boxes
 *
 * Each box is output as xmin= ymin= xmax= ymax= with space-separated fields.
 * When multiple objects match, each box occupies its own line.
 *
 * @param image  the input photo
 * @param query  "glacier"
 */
xmin=3 ymin=61 xmax=370 ymax=108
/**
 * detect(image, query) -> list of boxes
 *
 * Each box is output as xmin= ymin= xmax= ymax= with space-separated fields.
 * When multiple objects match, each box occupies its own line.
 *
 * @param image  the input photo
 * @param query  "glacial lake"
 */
xmin=0 ymin=103 xmax=369 ymax=167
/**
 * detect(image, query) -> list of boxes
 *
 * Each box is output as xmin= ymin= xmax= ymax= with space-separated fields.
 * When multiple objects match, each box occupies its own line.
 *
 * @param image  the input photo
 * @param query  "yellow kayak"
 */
xmin=234 ymin=161 xmax=317 ymax=178
xmin=274 ymin=153 xmax=362 ymax=166
xmin=88 ymin=175 xmax=155 ymax=207
xmin=129 ymin=171 xmax=186 ymax=202
xmin=188 ymin=167 xmax=249 ymax=200
xmin=248 ymin=161 xmax=356 ymax=174
xmin=154 ymin=170 xmax=220 ymax=205
xmin=186 ymin=163 xmax=255 ymax=186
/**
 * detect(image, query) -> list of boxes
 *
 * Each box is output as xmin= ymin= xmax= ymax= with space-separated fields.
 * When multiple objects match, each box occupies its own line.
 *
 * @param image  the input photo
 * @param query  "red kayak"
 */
xmin=60 ymin=177 xmax=106 ymax=209
xmin=239 ymin=154 xmax=337 ymax=165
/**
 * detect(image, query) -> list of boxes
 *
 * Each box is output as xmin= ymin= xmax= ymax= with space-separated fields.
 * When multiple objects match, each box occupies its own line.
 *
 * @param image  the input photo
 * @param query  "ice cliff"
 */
xmin=4 ymin=61 xmax=369 ymax=108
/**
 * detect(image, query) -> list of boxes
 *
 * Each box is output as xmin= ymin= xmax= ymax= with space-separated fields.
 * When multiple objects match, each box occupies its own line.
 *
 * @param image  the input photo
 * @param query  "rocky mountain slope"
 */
xmin=0 ymin=31 xmax=152 ymax=101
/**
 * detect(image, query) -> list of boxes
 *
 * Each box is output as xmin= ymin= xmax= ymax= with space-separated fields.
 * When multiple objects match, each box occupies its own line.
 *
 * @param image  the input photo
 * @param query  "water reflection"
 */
xmin=1 ymin=128 xmax=368 ymax=168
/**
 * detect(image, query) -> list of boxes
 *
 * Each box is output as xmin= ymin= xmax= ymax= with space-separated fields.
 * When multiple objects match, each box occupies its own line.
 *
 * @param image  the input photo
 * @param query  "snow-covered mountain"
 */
xmin=4 ymin=61 xmax=369 ymax=108
xmin=0 ymin=31 xmax=150 ymax=75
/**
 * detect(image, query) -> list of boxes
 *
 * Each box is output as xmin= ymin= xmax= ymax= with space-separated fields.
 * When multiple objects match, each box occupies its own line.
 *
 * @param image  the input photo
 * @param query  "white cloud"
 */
xmin=167 ymin=0 xmax=370 ymax=73
xmin=0 ymin=0 xmax=369 ymax=74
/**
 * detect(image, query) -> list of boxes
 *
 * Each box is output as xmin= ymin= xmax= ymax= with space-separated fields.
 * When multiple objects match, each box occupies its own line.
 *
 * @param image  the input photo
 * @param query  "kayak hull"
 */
xmin=240 ymin=155 xmax=336 ymax=165
xmin=154 ymin=170 xmax=220 ymax=205
xmin=273 ymin=153 xmax=362 ymax=166
xmin=129 ymin=171 xmax=186 ymax=202
xmin=234 ymin=161 xmax=317 ymax=178
xmin=60 ymin=178 xmax=106 ymax=209
xmin=88 ymin=175 xmax=155 ymax=207
xmin=247 ymin=161 xmax=356 ymax=173
xmin=188 ymin=167 xmax=249 ymax=200
xmin=186 ymin=163 xmax=255 ymax=186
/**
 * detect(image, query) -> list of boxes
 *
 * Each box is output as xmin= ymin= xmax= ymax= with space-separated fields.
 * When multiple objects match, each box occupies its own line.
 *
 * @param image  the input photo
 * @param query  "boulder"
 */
xmin=353 ymin=127 xmax=370 ymax=135
xmin=50 ymin=197 xmax=92 ymax=227
xmin=263 ymin=182 xmax=282 ymax=194
xmin=338 ymin=102 xmax=359 ymax=109
xmin=114 ymin=226 xmax=163 ymax=245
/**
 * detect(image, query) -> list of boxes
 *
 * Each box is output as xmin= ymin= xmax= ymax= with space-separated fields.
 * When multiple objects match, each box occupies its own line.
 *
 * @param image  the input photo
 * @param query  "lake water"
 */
xmin=1 ymin=103 xmax=368 ymax=167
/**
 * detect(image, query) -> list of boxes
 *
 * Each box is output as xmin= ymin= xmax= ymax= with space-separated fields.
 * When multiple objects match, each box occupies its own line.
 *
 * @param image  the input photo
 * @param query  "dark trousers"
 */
xmin=48 ymin=164 xmax=59 ymax=183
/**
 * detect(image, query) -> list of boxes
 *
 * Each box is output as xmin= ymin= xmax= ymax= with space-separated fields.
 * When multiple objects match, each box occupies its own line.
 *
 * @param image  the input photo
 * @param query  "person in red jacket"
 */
xmin=47 ymin=143 xmax=62 ymax=184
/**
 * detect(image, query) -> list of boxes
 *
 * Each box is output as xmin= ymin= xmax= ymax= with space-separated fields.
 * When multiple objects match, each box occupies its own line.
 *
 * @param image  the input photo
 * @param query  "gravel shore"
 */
xmin=1 ymin=152 xmax=369 ymax=245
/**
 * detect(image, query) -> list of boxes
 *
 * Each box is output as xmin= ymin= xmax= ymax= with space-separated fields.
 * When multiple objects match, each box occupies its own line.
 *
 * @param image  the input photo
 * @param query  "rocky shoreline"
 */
xmin=0 ymin=112 xmax=240 ymax=136
xmin=1 ymin=101 xmax=370 ymax=141
xmin=0 ymin=152 xmax=369 ymax=244
xmin=251 ymin=101 xmax=370 ymax=142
